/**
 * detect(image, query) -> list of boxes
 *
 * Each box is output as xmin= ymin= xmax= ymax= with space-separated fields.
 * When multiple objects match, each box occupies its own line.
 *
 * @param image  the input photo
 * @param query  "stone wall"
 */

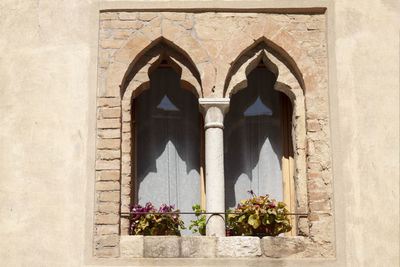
xmin=94 ymin=11 xmax=334 ymax=259
xmin=0 ymin=0 xmax=398 ymax=266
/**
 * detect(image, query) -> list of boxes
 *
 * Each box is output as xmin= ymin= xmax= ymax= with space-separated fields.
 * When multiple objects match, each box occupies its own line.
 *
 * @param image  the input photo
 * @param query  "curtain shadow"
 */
xmin=224 ymin=68 xmax=283 ymax=208
xmin=137 ymin=67 xmax=200 ymax=184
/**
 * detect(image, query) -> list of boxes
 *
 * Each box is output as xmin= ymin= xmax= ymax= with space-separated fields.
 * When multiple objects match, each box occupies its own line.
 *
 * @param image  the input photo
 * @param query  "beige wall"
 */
xmin=0 ymin=0 xmax=398 ymax=266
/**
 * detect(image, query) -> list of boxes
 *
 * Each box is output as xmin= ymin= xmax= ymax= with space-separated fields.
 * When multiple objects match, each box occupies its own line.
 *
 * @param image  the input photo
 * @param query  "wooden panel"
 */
xmin=200 ymin=115 xmax=206 ymax=210
xmin=280 ymin=93 xmax=296 ymax=236
xmin=132 ymin=98 xmax=138 ymax=205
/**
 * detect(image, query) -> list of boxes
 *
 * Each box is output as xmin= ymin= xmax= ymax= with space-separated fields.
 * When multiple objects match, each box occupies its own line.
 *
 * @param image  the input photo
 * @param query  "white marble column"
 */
xmin=199 ymin=98 xmax=230 ymax=237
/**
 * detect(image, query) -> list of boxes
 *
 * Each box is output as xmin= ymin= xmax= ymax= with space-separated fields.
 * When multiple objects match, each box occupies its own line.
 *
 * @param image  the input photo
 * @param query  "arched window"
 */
xmin=134 ymin=64 xmax=202 ymax=235
xmin=224 ymin=66 xmax=294 ymax=211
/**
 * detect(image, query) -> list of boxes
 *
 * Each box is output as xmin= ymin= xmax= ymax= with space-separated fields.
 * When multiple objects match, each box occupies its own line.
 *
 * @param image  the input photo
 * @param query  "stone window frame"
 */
xmin=94 ymin=10 xmax=334 ymax=259
xmin=224 ymin=43 xmax=308 ymax=236
xmin=120 ymin=42 xmax=205 ymax=236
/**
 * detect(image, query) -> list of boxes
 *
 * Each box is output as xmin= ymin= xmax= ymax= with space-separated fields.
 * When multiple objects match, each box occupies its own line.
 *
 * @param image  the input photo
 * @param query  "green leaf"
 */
xmin=238 ymin=215 xmax=246 ymax=223
xmin=248 ymin=215 xmax=260 ymax=229
xmin=262 ymin=215 xmax=269 ymax=225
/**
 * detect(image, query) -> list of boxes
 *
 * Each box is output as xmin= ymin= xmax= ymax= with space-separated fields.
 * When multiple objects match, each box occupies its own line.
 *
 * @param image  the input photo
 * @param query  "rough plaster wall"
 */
xmin=333 ymin=0 xmax=399 ymax=266
xmin=0 ymin=0 xmax=94 ymax=266
xmin=0 ymin=0 xmax=398 ymax=267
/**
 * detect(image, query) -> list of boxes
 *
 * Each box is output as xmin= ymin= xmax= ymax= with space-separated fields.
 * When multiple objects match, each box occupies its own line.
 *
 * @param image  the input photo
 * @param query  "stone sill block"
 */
xmin=120 ymin=235 xmax=310 ymax=258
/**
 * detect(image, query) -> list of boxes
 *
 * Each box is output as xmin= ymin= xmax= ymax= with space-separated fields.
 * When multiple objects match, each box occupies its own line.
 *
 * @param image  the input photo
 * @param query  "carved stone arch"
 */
xmin=122 ymin=42 xmax=203 ymax=101
xmin=119 ymin=40 xmax=204 ymax=235
xmin=104 ymin=28 xmax=210 ymax=98
xmin=224 ymin=37 xmax=308 ymax=94
xmin=223 ymin=44 xmax=308 ymax=235
xmin=219 ymin=18 xmax=321 ymax=95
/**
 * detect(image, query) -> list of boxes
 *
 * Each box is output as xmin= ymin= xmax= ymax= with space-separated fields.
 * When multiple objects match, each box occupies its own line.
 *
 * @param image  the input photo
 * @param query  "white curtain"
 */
xmin=137 ymin=67 xmax=200 ymax=235
xmin=224 ymin=68 xmax=283 ymax=209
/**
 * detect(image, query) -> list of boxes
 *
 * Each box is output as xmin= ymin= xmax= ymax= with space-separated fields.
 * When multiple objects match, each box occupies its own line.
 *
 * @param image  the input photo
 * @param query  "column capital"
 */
xmin=199 ymin=98 xmax=230 ymax=129
xmin=199 ymin=98 xmax=230 ymax=113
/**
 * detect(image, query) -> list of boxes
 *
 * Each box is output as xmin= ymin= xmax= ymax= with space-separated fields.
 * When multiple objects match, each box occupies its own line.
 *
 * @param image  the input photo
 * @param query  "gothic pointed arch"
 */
xmin=117 ymin=39 xmax=205 ymax=235
xmin=223 ymin=40 xmax=309 ymax=236
xmin=215 ymin=17 xmax=319 ymax=97
xmin=122 ymin=39 xmax=203 ymax=100
xmin=104 ymin=27 xmax=210 ymax=99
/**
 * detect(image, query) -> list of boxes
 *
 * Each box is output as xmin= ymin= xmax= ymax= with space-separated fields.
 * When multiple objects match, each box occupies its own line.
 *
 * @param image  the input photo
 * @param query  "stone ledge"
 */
xmin=181 ymin=236 xmax=216 ymax=258
xmin=217 ymin=236 xmax=261 ymax=257
xmin=119 ymin=235 xmax=311 ymax=258
xmin=144 ymin=236 xmax=180 ymax=258
xmin=120 ymin=235 xmax=143 ymax=258
xmin=262 ymin=236 xmax=308 ymax=258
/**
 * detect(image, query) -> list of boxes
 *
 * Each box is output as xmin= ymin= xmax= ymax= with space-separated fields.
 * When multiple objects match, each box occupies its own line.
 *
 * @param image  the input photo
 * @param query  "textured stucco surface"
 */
xmin=0 ymin=1 xmax=398 ymax=267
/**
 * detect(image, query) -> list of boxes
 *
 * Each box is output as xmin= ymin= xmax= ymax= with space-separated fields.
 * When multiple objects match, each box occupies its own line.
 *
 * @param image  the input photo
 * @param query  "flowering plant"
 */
xmin=130 ymin=202 xmax=185 ymax=236
xmin=189 ymin=204 xmax=206 ymax=235
xmin=226 ymin=190 xmax=292 ymax=236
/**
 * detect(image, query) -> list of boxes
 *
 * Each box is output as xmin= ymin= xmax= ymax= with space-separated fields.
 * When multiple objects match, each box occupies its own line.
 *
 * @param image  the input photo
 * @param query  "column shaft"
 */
xmin=199 ymin=98 xmax=230 ymax=237
xmin=205 ymin=127 xmax=225 ymax=236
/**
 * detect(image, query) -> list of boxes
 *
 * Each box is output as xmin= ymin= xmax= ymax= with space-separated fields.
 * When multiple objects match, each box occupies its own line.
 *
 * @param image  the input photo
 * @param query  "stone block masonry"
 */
xmin=94 ymin=10 xmax=333 ymax=259
xmin=119 ymin=236 xmax=318 ymax=258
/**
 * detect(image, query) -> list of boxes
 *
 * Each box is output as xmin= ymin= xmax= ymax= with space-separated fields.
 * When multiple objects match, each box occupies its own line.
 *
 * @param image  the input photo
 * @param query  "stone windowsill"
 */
xmin=120 ymin=235 xmax=312 ymax=258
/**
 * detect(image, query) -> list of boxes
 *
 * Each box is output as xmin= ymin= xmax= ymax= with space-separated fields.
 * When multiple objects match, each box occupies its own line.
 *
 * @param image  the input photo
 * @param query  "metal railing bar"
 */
xmin=120 ymin=211 xmax=308 ymax=216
